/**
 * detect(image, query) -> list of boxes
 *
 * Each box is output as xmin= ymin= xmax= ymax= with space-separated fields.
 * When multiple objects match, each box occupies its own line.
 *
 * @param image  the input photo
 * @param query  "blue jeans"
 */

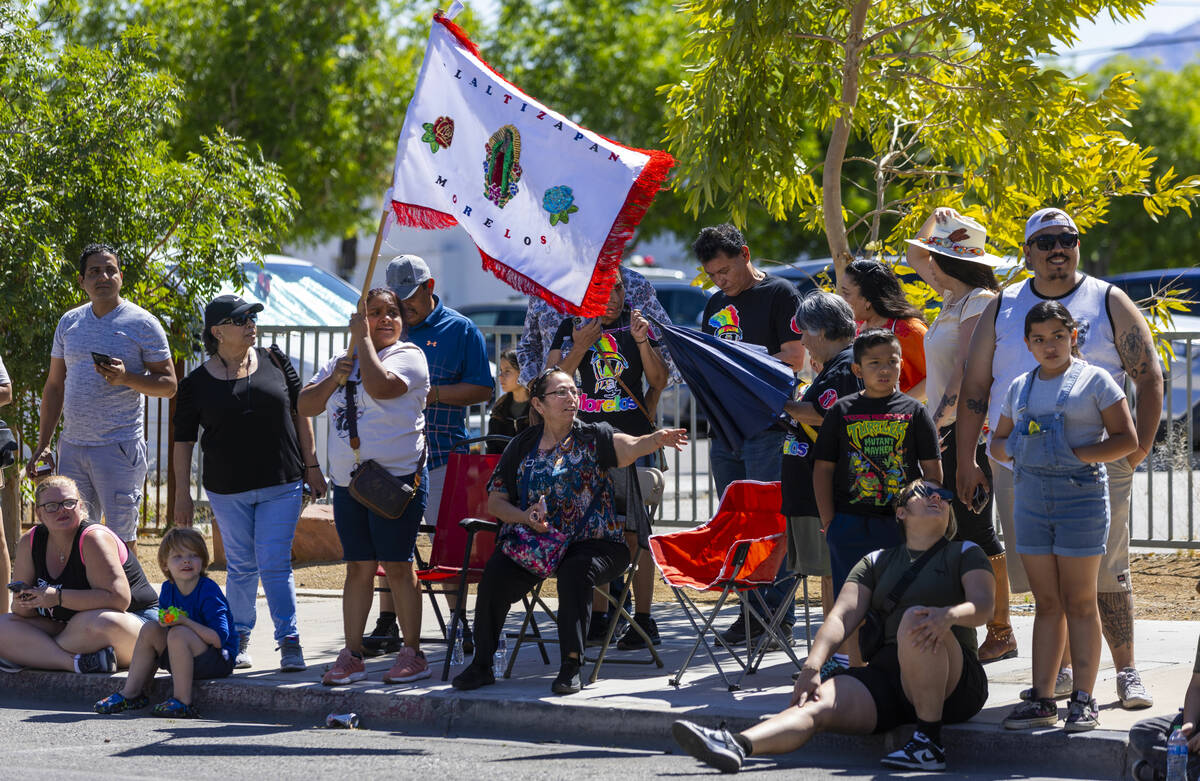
xmin=709 ymin=428 xmax=794 ymax=626
xmin=826 ymin=511 xmax=904 ymax=596
xmin=207 ymin=481 xmax=302 ymax=642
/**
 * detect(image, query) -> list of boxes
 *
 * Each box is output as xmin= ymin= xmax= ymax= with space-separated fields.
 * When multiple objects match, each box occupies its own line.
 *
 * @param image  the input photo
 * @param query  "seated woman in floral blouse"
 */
xmin=451 ymin=368 xmax=687 ymax=696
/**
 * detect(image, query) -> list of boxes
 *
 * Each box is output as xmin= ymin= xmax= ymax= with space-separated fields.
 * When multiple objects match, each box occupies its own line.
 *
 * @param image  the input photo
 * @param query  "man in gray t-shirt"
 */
xmin=27 ymin=244 xmax=177 ymax=545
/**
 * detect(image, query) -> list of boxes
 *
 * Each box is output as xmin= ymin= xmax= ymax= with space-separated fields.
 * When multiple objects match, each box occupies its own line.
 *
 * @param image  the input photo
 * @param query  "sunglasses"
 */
xmin=1028 ymin=233 xmax=1079 ymax=251
xmin=912 ymin=484 xmax=954 ymax=502
xmin=541 ymin=387 xmax=579 ymax=399
xmin=218 ymin=313 xmax=257 ymax=327
xmin=38 ymin=498 xmax=79 ymax=512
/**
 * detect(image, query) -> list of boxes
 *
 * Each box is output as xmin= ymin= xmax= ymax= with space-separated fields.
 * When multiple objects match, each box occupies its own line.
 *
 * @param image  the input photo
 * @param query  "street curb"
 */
xmin=0 ymin=669 xmax=1129 ymax=778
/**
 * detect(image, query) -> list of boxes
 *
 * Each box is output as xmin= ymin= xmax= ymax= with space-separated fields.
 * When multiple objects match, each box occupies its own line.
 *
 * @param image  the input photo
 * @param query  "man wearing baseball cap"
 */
xmin=956 ymin=207 xmax=1163 ymax=711
xmin=362 ymin=254 xmax=493 ymax=655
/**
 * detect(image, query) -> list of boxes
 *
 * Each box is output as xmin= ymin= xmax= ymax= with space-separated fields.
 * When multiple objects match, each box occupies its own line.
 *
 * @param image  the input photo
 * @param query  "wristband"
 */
xmin=635 ymin=339 xmax=648 ymax=345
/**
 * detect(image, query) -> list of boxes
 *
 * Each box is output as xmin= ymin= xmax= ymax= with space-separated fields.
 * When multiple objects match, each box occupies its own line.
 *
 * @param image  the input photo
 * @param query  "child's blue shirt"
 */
xmin=160 ymin=576 xmax=237 ymax=661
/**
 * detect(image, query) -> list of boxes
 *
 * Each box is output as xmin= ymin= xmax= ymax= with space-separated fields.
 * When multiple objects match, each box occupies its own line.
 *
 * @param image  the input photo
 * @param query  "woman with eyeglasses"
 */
xmin=838 ymin=258 xmax=928 ymax=401
xmin=451 ymin=367 xmax=687 ymax=696
xmin=172 ymin=294 xmax=325 ymax=673
xmin=673 ymin=479 xmax=994 ymax=774
xmin=0 ymin=475 xmax=158 ymax=673
xmin=905 ymin=207 xmax=1015 ymax=664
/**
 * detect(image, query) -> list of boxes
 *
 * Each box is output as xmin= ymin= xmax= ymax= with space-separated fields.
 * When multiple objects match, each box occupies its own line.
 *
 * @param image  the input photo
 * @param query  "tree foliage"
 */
xmin=64 ymin=0 xmax=423 ymax=242
xmin=0 ymin=4 xmax=294 ymax=431
xmin=664 ymin=0 xmax=1200 ymax=277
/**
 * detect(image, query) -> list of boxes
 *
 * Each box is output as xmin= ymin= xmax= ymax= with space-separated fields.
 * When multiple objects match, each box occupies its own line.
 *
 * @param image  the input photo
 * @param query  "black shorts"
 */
xmin=831 ymin=641 xmax=988 ymax=734
xmin=158 ymin=645 xmax=236 ymax=681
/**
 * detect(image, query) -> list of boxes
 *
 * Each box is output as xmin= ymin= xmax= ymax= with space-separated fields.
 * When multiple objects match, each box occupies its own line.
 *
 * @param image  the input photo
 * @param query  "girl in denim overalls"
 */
xmin=992 ymin=301 xmax=1138 ymax=734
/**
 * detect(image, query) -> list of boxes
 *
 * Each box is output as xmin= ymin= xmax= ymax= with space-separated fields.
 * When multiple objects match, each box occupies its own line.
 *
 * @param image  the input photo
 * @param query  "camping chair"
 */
xmin=410 ymin=435 xmax=510 ymax=681
xmin=650 ymin=480 xmax=803 ymax=691
xmin=504 ymin=464 xmax=664 ymax=683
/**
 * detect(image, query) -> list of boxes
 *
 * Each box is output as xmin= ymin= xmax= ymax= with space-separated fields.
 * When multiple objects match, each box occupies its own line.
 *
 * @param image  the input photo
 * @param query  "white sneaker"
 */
xmin=671 ymin=720 xmax=746 ymax=773
xmin=1117 ymin=667 xmax=1153 ymax=709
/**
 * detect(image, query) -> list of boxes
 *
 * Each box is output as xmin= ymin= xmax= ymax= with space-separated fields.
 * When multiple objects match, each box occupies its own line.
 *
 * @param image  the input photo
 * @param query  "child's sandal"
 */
xmin=151 ymin=697 xmax=199 ymax=719
xmin=94 ymin=692 xmax=149 ymax=714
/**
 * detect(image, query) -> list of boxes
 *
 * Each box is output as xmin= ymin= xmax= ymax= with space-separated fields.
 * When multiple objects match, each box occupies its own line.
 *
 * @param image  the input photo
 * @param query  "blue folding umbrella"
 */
xmin=651 ymin=319 xmax=797 ymax=452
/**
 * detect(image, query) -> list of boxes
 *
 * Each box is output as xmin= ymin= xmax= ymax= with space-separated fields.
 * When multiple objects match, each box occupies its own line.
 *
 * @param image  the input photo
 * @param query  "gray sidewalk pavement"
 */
xmin=1 ymin=584 xmax=1194 ymax=779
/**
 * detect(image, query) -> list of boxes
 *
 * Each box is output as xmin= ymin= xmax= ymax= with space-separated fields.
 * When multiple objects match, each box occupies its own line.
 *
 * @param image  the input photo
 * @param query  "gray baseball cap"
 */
xmin=385 ymin=254 xmax=433 ymax=300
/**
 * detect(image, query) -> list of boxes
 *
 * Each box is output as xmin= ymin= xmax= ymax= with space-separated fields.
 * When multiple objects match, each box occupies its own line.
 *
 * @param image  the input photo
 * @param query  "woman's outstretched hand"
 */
xmin=655 ymin=428 xmax=689 ymax=452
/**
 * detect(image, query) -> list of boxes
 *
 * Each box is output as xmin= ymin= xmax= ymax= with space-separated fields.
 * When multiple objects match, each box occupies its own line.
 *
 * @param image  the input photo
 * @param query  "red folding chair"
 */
xmin=414 ymin=437 xmax=506 ymax=681
xmin=650 ymin=480 xmax=802 ymax=690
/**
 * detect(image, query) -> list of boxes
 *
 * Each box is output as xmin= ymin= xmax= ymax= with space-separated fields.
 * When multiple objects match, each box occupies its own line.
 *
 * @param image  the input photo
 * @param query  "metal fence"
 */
xmin=129 ymin=325 xmax=1199 ymax=546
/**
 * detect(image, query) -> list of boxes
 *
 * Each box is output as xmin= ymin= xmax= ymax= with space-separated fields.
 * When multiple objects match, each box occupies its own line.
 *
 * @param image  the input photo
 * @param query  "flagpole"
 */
xmin=339 ymin=204 xmax=392 ymax=380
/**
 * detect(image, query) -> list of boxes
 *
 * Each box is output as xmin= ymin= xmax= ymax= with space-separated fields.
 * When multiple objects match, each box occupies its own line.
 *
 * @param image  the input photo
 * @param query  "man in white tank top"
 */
xmin=956 ymin=207 xmax=1163 ymax=711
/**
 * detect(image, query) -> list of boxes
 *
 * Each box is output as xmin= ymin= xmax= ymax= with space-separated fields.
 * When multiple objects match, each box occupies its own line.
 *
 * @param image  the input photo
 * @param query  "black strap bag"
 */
xmin=858 ymin=537 xmax=949 ymax=661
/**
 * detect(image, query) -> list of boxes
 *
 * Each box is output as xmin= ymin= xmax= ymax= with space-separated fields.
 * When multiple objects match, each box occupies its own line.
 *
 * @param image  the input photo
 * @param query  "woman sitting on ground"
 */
xmin=672 ymin=479 xmax=994 ymax=774
xmin=0 ymin=475 xmax=158 ymax=672
xmin=451 ymin=367 xmax=687 ymax=695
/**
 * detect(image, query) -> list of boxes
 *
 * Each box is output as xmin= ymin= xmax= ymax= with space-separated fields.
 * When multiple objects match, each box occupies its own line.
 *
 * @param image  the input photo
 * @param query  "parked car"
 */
xmin=650 ymin=279 xmax=712 ymax=330
xmin=1105 ymin=268 xmax=1200 ymax=445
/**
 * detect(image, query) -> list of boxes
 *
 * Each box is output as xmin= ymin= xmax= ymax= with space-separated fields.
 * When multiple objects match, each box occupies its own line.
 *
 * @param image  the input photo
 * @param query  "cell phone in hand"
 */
xmin=6 ymin=581 xmax=27 ymax=594
xmin=91 ymin=351 xmax=113 ymax=367
xmin=32 ymin=463 xmax=53 ymax=477
xmin=970 ymin=484 xmax=989 ymax=514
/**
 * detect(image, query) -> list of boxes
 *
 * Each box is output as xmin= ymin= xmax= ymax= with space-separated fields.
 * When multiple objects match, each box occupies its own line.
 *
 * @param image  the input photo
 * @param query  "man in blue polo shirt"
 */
xmin=363 ymin=254 xmax=494 ymax=655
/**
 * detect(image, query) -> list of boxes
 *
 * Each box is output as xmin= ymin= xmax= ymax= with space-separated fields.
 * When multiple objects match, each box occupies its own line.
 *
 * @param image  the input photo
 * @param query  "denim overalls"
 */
xmin=1008 ymin=360 xmax=1110 ymax=557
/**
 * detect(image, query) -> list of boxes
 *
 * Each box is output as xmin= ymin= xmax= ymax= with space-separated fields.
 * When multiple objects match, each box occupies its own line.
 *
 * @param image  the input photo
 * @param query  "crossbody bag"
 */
xmin=344 ymin=375 xmax=425 ymax=519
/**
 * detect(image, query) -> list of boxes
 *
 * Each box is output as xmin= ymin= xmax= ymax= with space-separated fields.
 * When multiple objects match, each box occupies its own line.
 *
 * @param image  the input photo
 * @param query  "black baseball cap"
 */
xmin=204 ymin=294 xmax=264 ymax=332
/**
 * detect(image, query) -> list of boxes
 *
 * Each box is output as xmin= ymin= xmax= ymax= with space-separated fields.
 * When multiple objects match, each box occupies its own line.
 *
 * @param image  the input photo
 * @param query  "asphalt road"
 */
xmin=0 ymin=693 xmax=1109 ymax=780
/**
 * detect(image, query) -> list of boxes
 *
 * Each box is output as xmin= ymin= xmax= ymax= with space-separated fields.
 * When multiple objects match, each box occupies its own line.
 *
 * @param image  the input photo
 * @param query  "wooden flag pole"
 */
xmin=340 ymin=204 xmax=392 ymax=376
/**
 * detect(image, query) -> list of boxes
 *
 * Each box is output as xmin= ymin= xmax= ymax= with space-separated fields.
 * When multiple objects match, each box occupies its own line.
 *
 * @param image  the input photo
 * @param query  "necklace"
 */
xmin=217 ymin=350 xmax=254 ymax=414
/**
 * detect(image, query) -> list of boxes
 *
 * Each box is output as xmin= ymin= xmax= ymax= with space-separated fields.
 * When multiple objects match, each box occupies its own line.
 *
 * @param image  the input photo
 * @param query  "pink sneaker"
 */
xmin=383 ymin=647 xmax=430 ymax=683
xmin=321 ymin=648 xmax=366 ymax=686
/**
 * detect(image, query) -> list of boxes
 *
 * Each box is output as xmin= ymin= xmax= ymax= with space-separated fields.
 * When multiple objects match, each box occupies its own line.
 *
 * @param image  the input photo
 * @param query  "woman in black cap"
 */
xmin=172 ymin=294 xmax=325 ymax=673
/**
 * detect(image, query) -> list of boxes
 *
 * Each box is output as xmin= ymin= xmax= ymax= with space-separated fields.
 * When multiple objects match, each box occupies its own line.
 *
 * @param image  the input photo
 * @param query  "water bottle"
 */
xmin=451 ymin=632 xmax=464 ymax=665
xmin=1167 ymin=728 xmax=1188 ymax=781
xmin=493 ymin=635 xmax=507 ymax=677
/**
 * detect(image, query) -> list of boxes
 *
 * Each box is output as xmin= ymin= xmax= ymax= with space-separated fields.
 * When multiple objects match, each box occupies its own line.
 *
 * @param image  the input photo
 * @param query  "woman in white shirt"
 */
xmin=906 ymin=207 xmax=1013 ymax=663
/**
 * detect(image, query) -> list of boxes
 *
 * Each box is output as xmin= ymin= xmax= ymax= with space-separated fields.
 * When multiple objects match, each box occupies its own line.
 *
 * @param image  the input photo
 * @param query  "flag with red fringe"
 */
xmin=389 ymin=12 xmax=674 ymax=316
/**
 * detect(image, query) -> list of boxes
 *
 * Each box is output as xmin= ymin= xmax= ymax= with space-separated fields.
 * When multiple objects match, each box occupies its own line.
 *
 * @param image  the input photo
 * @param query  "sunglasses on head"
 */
xmin=913 ymin=484 xmax=954 ymax=502
xmin=218 ymin=313 xmax=257 ymax=327
xmin=1029 ymin=232 xmax=1079 ymax=251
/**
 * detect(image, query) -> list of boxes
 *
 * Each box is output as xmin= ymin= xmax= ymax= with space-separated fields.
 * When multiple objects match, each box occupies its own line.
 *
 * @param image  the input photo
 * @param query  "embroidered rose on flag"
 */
xmin=542 ymin=185 xmax=579 ymax=225
xmin=420 ymin=116 xmax=455 ymax=153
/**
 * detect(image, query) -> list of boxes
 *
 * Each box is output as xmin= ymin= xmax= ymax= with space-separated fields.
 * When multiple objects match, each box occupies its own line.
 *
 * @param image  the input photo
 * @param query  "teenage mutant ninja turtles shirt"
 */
xmin=813 ymin=390 xmax=939 ymax=517
xmin=701 ymin=275 xmax=803 ymax=354
xmin=551 ymin=313 xmax=656 ymax=436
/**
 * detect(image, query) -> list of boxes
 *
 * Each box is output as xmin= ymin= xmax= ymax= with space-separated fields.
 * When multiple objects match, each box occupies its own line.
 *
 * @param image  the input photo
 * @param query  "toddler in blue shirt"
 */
xmin=94 ymin=528 xmax=236 ymax=718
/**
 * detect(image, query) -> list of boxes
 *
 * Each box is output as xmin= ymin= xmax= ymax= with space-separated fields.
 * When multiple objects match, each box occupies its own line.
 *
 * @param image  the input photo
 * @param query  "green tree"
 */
xmin=65 ymin=0 xmax=424 ymax=245
xmin=0 ymin=5 xmax=294 ymax=433
xmin=664 ymin=0 xmax=1200 ymax=277
xmin=480 ymin=0 xmax=832 ymax=262
xmin=1083 ymin=58 xmax=1200 ymax=276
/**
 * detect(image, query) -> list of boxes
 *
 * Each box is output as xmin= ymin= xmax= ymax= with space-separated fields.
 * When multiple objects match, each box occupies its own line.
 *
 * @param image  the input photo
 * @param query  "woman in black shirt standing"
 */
xmin=172 ymin=295 xmax=325 ymax=673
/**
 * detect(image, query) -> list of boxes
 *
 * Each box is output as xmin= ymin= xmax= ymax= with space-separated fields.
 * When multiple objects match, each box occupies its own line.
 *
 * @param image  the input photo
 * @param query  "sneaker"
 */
xmin=1020 ymin=668 xmax=1072 ymax=701
xmin=277 ymin=636 xmax=306 ymax=672
xmin=0 ymin=657 xmax=24 ymax=673
xmin=551 ymin=658 xmax=582 ymax=695
xmin=719 ymin=615 xmax=748 ymax=645
xmin=362 ymin=616 xmax=400 ymax=657
xmin=74 ymin=646 xmax=117 ymax=674
xmin=234 ymin=631 xmax=252 ymax=669
xmin=152 ymin=697 xmax=199 ymax=719
xmin=762 ymin=624 xmax=796 ymax=650
xmin=1117 ymin=667 xmax=1154 ymax=710
xmin=321 ymin=648 xmax=367 ymax=686
xmin=94 ymin=691 xmax=148 ymax=714
xmin=1003 ymin=698 xmax=1059 ymax=730
xmin=1064 ymin=691 xmax=1100 ymax=732
xmin=617 ymin=615 xmax=661 ymax=650
xmin=671 ymin=719 xmax=746 ymax=773
xmin=383 ymin=647 xmax=431 ymax=683
xmin=451 ymin=663 xmax=496 ymax=691
xmin=586 ymin=616 xmax=614 ymax=647
xmin=880 ymin=730 xmax=947 ymax=771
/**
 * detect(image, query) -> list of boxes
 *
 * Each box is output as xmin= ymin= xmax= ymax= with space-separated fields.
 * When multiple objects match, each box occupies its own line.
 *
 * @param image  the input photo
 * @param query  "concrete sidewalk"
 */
xmin=1 ymin=586 xmax=1194 ymax=779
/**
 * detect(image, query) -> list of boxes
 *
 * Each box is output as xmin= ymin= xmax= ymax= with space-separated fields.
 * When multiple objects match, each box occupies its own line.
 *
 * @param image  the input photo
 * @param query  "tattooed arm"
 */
xmin=954 ymin=296 xmax=999 ymax=504
xmin=1110 ymin=288 xmax=1164 ymax=469
xmin=931 ymin=311 xmax=984 ymax=428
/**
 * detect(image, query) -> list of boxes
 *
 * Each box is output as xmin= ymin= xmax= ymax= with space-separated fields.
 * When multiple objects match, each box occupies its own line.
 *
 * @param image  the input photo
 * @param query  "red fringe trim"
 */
xmin=391 ymin=201 xmax=458 ymax=230
xmin=427 ymin=11 xmax=676 ymax=317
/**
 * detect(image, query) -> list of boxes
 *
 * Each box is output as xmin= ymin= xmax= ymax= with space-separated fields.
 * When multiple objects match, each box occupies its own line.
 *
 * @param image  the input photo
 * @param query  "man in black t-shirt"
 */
xmin=813 ymin=330 xmax=941 ymax=608
xmin=547 ymin=272 xmax=669 ymax=650
xmin=782 ymin=292 xmax=862 ymax=645
xmin=694 ymin=223 xmax=805 ymax=645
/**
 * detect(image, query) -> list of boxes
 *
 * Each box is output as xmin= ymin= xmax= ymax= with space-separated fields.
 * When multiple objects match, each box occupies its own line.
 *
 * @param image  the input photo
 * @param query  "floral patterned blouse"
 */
xmin=488 ymin=421 xmax=622 ymax=545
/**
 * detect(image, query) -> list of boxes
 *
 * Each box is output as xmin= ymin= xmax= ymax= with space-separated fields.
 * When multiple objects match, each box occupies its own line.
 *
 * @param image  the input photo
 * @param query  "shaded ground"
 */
xmin=136 ymin=538 xmax=1200 ymax=620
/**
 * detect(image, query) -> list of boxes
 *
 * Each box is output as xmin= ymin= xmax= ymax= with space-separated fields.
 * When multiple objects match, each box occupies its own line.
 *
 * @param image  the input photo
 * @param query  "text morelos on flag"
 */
xmin=389 ymin=11 xmax=674 ymax=317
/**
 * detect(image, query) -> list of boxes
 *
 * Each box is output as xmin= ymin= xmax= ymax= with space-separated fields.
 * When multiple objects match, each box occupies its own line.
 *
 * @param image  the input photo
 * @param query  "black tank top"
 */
xmin=31 ymin=521 xmax=158 ymax=621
